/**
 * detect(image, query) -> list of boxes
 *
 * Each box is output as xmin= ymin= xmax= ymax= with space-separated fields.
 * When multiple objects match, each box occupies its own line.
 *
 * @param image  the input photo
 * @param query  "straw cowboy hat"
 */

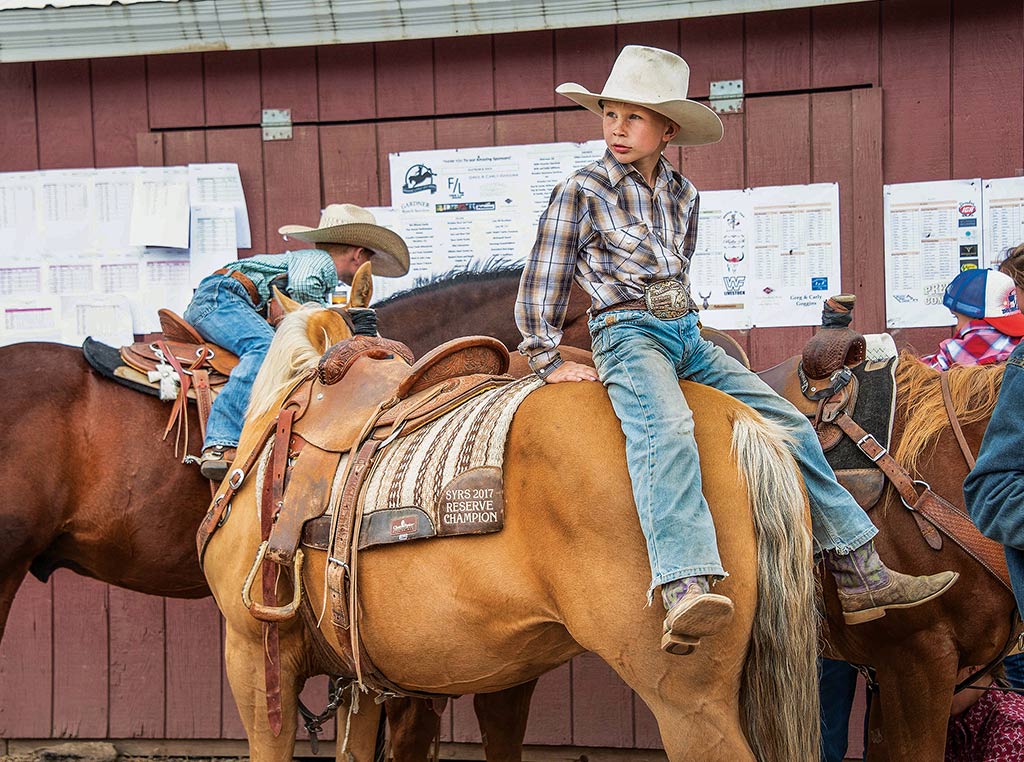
xmin=278 ymin=203 xmax=410 ymax=277
xmin=555 ymin=45 xmax=724 ymax=147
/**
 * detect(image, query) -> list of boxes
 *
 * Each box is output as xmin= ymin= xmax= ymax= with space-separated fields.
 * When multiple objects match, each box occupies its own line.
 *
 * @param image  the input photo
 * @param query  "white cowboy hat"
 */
xmin=555 ymin=45 xmax=723 ymax=147
xmin=278 ymin=203 xmax=410 ymax=277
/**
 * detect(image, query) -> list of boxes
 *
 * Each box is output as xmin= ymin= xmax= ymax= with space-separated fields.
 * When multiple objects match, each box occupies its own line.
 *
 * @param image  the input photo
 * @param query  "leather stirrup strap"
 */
xmin=940 ymin=372 xmax=977 ymax=469
xmin=835 ymin=411 xmax=1011 ymax=589
xmin=260 ymin=408 xmax=296 ymax=737
xmin=834 ymin=411 xmax=943 ymax=549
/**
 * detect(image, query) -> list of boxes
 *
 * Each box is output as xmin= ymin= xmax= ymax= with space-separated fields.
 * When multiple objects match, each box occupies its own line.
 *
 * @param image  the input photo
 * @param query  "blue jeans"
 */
xmin=588 ymin=310 xmax=878 ymax=592
xmin=183 ymin=274 xmax=274 ymax=449
xmin=1004 ymin=653 xmax=1024 ymax=689
xmin=819 ymin=658 xmax=858 ymax=762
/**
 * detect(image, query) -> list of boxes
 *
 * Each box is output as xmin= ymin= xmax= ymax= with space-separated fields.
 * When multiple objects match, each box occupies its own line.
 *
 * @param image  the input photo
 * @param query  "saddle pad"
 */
xmin=826 ymin=355 xmax=897 ymax=473
xmin=83 ymin=337 xmax=222 ymax=402
xmin=344 ymin=375 xmax=543 ymax=550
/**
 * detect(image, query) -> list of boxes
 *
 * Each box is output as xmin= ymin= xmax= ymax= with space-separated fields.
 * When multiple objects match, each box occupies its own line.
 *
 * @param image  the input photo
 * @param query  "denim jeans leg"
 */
xmin=678 ymin=332 xmax=878 ymax=555
xmin=818 ymin=658 xmax=858 ymax=762
xmin=1003 ymin=653 xmax=1024 ymax=689
xmin=590 ymin=312 xmax=725 ymax=597
xmin=184 ymin=277 xmax=274 ymax=449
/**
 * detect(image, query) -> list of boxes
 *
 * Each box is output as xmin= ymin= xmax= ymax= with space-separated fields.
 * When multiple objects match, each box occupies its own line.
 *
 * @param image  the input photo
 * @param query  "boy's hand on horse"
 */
xmin=545 ymin=361 xmax=600 ymax=383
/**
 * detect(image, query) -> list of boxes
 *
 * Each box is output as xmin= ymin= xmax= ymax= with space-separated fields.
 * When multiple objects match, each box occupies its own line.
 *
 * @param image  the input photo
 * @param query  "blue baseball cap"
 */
xmin=943 ymin=268 xmax=1024 ymax=337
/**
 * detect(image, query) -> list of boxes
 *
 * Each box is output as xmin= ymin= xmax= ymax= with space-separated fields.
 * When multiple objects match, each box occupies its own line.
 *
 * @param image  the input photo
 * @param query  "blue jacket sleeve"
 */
xmin=964 ymin=342 xmax=1024 ymax=548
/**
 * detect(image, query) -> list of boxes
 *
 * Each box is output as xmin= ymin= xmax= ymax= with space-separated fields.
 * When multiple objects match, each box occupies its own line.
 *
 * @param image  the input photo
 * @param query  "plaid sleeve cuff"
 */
xmin=531 ymin=353 xmax=564 ymax=380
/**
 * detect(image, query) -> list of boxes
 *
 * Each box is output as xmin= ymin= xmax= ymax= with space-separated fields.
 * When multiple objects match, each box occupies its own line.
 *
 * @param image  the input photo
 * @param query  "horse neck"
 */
xmin=376 ymin=276 xmax=522 ymax=356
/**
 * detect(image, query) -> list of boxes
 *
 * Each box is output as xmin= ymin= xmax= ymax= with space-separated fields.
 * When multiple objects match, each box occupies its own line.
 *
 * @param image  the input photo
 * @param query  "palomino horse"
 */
xmin=200 ymin=301 xmax=820 ymax=761
xmin=425 ymin=353 xmax=1020 ymax=761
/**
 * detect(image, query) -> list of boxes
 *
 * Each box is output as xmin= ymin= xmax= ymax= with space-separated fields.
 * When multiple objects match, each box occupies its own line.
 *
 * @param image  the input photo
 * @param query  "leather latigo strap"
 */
xmin=259 ymin=407 xmax=296 ymax=737
xmin=327 ymin=439 xmax=379 ymax=631
xmin=834 ymin=411 xmax=1011 ymax=591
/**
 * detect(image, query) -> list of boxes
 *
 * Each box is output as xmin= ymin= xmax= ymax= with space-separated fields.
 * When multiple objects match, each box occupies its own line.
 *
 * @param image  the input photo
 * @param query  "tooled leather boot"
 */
xmin=829 ymin=540 xmax=959 ymax=625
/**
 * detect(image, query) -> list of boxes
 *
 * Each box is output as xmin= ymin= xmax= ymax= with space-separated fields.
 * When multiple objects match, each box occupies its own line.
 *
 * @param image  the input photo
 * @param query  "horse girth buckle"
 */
xmin=644 ymin=279 xmax=695 ymax=320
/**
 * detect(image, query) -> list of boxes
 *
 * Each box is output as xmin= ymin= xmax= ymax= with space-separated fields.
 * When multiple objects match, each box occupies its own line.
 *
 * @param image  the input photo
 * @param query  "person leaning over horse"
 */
xmin=183 ymin=203 xmax=410 ymax=480
xmin=920 ymin=268 xmax=1024 ymax=371
xmin=515 ymin=44 xmax=959 ymax=656
xmin=966 ymin=247 xmax=1024 ymax=628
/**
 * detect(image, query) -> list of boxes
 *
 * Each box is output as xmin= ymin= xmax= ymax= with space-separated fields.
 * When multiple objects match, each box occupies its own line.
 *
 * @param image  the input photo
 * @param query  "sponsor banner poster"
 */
xmin=377 ymin=141 xmax=605 ymax=302
xmin=690 ymin=189 xmax=754 ymax=330
xmin=884 ymin=178 xmax=982 ymax=329
xmin=748 ymin=183 xmax=842 ymax=328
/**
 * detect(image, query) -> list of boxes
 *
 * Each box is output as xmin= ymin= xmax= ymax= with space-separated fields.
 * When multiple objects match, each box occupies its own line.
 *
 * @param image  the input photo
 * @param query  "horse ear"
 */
xmin=349 ymin=261 xmax=374 ymax=308
xmin=272 ymin=286 xmax=302 ymax=314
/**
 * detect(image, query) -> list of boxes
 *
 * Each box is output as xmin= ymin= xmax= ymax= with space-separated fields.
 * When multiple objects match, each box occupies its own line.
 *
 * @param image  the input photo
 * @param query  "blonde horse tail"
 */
xmin=731 ymin=410 xmax=820 ymax=762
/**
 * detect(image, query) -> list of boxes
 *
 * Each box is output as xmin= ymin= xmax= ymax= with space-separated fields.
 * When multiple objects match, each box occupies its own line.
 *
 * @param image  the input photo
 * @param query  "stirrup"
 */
xmin=242 ymin=541 xmax=305 ymax=622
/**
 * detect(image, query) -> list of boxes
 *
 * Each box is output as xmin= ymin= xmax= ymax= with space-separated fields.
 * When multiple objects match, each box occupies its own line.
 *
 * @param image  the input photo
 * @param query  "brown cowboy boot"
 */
xmin=661 ymin=579 xmax=734 ymax=655
xmin=829 ymin=540 xmax=959 ymax=625
xmin=199 ymin=445 xmax=236 ymax=482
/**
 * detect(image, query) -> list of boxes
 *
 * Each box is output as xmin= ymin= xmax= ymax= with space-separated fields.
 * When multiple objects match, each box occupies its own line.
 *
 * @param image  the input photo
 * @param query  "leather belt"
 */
xmin=592 ymin=280 xmax=697 ymax=321
xmin=214 ymin=268 xmax=261 ymax=306
xmin=592 ymin=297 xmax=648 ymax=318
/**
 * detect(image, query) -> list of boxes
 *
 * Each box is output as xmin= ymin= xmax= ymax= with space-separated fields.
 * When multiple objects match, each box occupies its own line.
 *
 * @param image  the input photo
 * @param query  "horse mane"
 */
xmin=247 ymin=306 xmax=333 ymax=423
xmin=892 ymin=350 xmax=1005 ymax=473
xmin=375 ymin=259 xmax=523 ymax=306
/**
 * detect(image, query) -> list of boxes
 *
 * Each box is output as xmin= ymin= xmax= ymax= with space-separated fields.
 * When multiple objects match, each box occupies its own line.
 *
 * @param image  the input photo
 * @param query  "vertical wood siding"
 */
xmin=0 ymin=0 xmax=1021 ymax=750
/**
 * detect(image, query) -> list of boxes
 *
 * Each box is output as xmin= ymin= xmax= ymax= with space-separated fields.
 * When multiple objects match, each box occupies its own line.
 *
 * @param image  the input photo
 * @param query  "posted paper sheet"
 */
xmin=0 ymin=162 xmax=250 ymax=346
xmin=884 ymin=178 xmax=982 ymax=329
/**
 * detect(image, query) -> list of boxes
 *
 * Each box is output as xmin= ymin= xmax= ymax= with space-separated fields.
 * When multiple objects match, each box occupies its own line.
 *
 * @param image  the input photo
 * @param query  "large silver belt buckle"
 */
xmin=644 ymin=280 xmax=693 ymax=320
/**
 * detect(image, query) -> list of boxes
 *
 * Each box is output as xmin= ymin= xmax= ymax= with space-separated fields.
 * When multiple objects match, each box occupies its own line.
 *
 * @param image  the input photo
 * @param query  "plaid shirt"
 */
xmin=223 ymin=249 xmax=338 ymax=309
xmin=920 ymin=319 xmax=1022 ymax=371
xmin=515 ymin=149 xmax=700 ymax=374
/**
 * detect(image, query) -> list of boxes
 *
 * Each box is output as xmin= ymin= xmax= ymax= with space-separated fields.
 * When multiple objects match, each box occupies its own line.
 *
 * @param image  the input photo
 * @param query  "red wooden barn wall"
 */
xmin=1 ymin=0 xmax=1021 ymax=753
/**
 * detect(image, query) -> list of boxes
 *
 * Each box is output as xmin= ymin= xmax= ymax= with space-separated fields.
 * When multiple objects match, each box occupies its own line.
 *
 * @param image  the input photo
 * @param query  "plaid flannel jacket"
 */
xmin=919 ymin=319 xmax=1022 ymax=371
xmin=515 ymin=150 xmax=700 ymax=374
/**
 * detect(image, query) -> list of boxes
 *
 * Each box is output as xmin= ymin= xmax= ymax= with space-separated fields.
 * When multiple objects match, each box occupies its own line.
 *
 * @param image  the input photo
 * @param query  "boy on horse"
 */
xmin=184 ymin=203 xmax=409 ymax=480
xmin=515 ymin=45 xmax=958 ymax=655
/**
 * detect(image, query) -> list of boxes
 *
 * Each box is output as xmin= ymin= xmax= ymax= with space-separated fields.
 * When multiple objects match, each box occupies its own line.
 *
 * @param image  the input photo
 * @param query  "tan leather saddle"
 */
xmin=120 ymin=308 xmax=239 ymax=382
xmin=197 ymin=334 xmax=514 ymax=714
xmin=117 ymin=309 xmax=243 ymax=452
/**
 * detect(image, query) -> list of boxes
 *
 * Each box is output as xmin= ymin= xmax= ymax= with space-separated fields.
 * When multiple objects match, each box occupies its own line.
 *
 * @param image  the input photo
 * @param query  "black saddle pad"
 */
xmin=82 ymin=336 xmax=162 ymax=398
xmin=825 ymin=355 xmax=897 ymax=473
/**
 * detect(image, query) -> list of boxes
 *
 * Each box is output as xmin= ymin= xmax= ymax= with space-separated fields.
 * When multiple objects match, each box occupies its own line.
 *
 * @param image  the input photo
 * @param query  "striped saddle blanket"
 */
xmin=321 ymin=374 xmax=543 ymax=550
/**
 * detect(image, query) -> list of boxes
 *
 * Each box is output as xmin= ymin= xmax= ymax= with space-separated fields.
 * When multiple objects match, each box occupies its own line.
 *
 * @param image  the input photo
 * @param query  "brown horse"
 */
xmin=818 ymin=355 xmax=1016 ymax=761
xmin=375 ymin=265 xmax=750 ymax=368
xmin=200 ymin=301 xmax=820 ymax=761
